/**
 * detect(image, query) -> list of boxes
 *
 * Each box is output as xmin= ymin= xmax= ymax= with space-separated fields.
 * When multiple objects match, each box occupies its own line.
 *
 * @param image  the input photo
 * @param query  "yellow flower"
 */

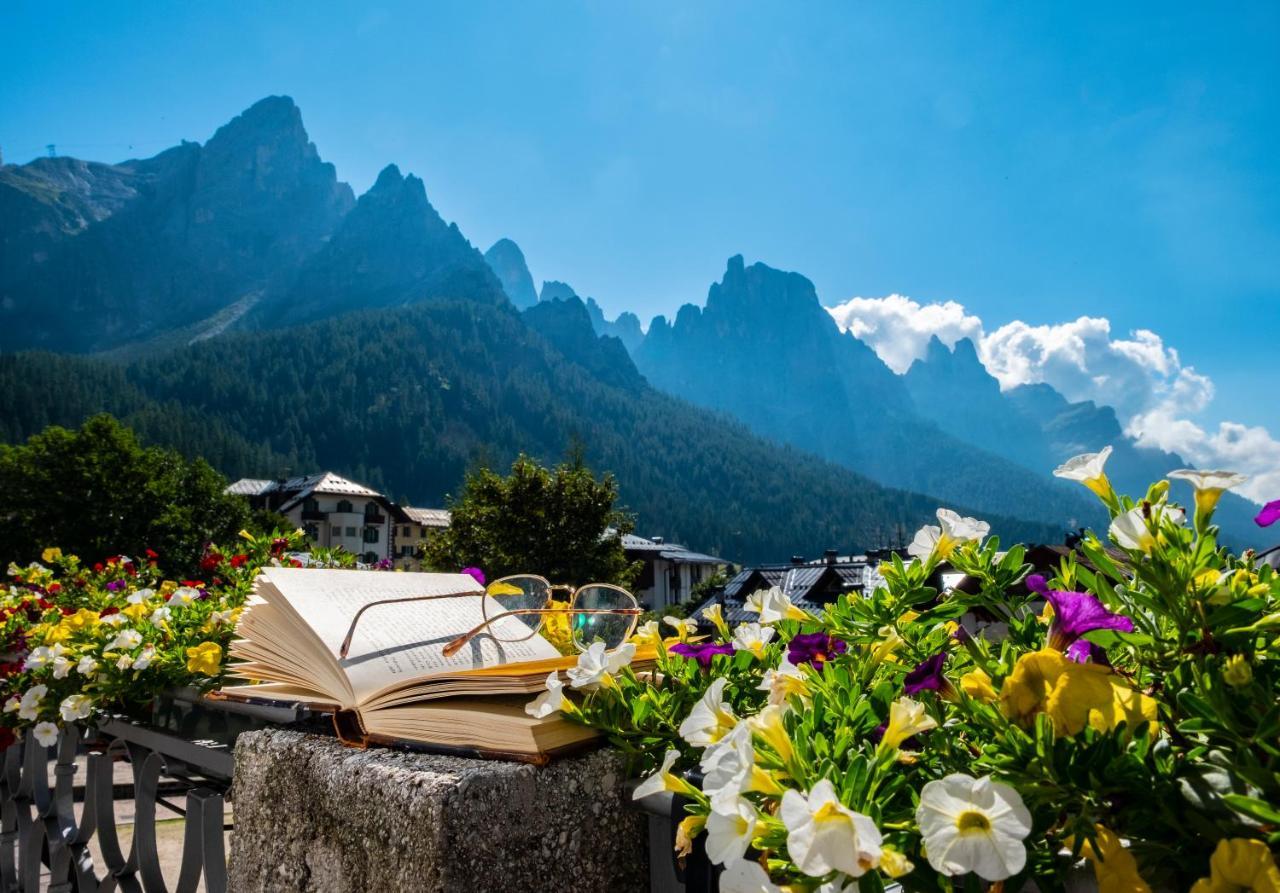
xmin=540 ymin=605 xmax=575 ymax=656
xmin=122 ymin=603 xmax=149 ymax=623
xmin=43 ymin=623 xmax=72 ymax=645
xmin=881 ymin=697 xmax=937 ymax=750
xmin=1223 ymin=654 xmax=1253 ymax=688
xmin=999 ymin=650 xmax=1157 ymax=737
xmin=748 ymin=704 xmax=794 ymax=764
xmin=41 ymin=548 xmax=62 ymax=564
xmin=880 ymin=846 xmax=915 ymax=878
xmin=960 ymin=668 xmax=998 ymax=703
xmin=185 ymin=642 xmax=223 ymax=676
xmin=1076 ymin=825 xmax=1151 ymax=893
xmin=63 ymin=609 xmax=100 ymax=632
xmin=674 ymin=814 xmax=705 ymax=859
xmin=1190 ymin=838 xmax=1280 ymax=893
xmin=869 ymin=625 xmax=904 ymax=665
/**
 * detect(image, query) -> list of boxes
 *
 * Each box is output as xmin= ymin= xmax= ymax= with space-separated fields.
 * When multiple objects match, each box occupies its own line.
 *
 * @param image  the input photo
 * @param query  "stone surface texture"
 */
xmin=228 ymin=729 xmax=648 ymax=893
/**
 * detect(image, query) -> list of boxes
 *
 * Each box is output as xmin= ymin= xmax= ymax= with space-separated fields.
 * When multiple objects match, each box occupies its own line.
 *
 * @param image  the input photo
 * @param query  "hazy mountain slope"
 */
xmin=483 ymin=238 xmax=539 ymax=309
xmin=0 ymin=301 xmax=1064 ymax=563
xmin=634 ymin=256 xmax=1104 ymax=531
xmin=0 ymin=96 xmax=354 ymax=352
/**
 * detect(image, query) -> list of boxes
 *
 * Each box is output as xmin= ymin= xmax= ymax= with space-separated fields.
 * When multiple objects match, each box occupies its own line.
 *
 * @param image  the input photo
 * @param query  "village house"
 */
xmin=693 ymin=550 xmax=889 ymax=623
xmin=226 ymin=472 xmax=449 ymax=566
xmin=621 ymin=533 xmax=730 ymax=610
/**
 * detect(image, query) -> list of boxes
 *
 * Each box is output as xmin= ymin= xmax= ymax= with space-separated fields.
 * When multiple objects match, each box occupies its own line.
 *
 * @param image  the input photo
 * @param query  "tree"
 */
xmin=0 ymin=415 xmax=252 ymax=576
xmin=423 ymin=453 xmax=640 ymax=588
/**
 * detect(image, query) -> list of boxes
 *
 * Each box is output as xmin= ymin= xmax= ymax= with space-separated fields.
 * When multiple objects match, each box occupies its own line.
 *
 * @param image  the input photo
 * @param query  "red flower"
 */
xmin=181 ymin=580 xmax=203 ymax=589
xmin=99 ymin=607 xmax=120 ymax=617
xmin=145 ymin=549 xmax=159 ymax=559
xmin=200 ymin=555 xmax=220 ymax=572
xmin=229 ymin=554 xmax=249 ymax=568
xmin=47 ymin=583 xmax=61 ymax=594
xmin=93 ymin=563 xmax=104 ymax=573
xmin=60 ymin=607 xmax=75 ymax=616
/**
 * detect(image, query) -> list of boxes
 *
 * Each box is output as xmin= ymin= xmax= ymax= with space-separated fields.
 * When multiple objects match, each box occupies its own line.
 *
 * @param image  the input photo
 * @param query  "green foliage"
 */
xmin=0 ymin=415 xmax=253 ymax=577
xmin=422 ymin=452 xmax=640 ymax=587
xmin=0 ymin=301 xmax=1066 ymax=565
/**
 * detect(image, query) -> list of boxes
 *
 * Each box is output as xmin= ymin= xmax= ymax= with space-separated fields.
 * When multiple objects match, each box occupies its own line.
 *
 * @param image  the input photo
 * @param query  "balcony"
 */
xmin=301 ymin=508 xmax=327 ymax=521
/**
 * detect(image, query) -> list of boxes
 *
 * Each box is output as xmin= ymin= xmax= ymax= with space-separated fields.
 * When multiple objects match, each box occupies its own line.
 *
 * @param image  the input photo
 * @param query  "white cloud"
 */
xmin=826 ymin=296 xmax=1274 ymax=503
xmin=826 ymin=294 xmax=983 ymax=373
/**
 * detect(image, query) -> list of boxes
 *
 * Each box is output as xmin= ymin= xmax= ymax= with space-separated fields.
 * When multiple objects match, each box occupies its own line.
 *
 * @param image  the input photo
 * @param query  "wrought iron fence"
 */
xmin=0 ymin=691 xmax=317 ymax=893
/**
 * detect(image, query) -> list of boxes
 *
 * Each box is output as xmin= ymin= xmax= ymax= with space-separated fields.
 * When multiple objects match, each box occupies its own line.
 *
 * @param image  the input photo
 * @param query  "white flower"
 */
xmin=631 ymin=619 xmax=661 ymax=645
xmin=700 ymin=722 xmax=755 ymax=812
xmin=702 ymin=603 xmax=726 ymax=629
xmin=167 ymin=587 xmax=200 ymax=606
xmin=210 ymin=608 xmax=235 ymax=626
xmin=679 ymin=677 xmax=737 ymax=747
xmin=744 ymin=586 xmax=808 ymax=624
xmin=916 ymin=773 xmax=1032 ymax=881
xmin=632 ymin=749 xmax=681 ymax=800
xmin=106 ymin=629 xmax=142 ymax=652
xmin=18 ymin=684 xmax=47 ymax=721
xmin=663 ymin=615 xmax=698 ymax=638
xmin=24 ymin=643 xmax=66 ymax=671
xmin=51 ymin=656 xmax=72 ymax=679
xmin=116 ymin=654 xmax=134 ymax=670
xmin=150 ymin=606 xmax=171 ymax=626
xmin=780 ymin=778 xmax=883 ymax=877
xmin=99 ymin=613 xmax=125 ymax=627
xmin=731 ymin=623 xmax=775 ymax=657
xmin=757 ymin=654 xmax=810 ymax=708
xmin=1169 ymin=469 xmax=1249 ymax=522
xmin=565 ymin=641 xmax=635 ymax=691
xmin=705 ymin=799 xmax=758 ymax=868
xmin=32 ymin=721 xmax=60 ymax=749
xmin=816 ymin=881 xmax=861 ymax=893
xmin=133 ymin=646 xmax=156 ymax=670
xmin=718 ymin=860 xmax=784 ymax=893
xmin=2 ymin=696 xmax=18 ymax=714
xmin=127 ymin=587 xmax=155 ymax=605
xmin=525 ymin=671 xmax=567 ymax=718
xmin=76 ymin=656 xmax=98 ymax=677
xmin=908 ymin=509 xmax=990 ymax=561
xmin=59 ymin=694 xmax=92 ymax=723
xmin=1053 ymin=446 xmax=1114 ymax=498
xmin=1109 ymin=503 xmax=1186 ymax=554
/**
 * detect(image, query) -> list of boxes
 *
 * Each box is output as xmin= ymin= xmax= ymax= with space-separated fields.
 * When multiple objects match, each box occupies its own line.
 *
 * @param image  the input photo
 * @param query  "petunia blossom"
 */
xmin=670 ymin=641 xmax=736 ymax=669
xmin=1053 ymin=446 xmax=1114 ymax=499
xmin=908 ymin=509 xmax=990 ymax=562
xmin=1255 ymin=499 xmax=1280 ymax=528
xmin=780 ymin=778 xmax=883 ymax=877
xmin=1169 ymin=469 xmax=1249 ymax=527
xmin=678 ymin=677 xmax=737 ymax=747
xmin=903 ymin=651 xmax=955 ymax=698
xmin=916 ymin=773 xmax=1032 ymax=881
xmin=787 ymin=632 xmax=847 ymax=670
xmin=524 ymin=671 xmax=567 ymax=718
xmin=1027 ymin=576 xmax=1134 ymax=653
xmin=1109 ymin=503 xmax=1185 ymax=554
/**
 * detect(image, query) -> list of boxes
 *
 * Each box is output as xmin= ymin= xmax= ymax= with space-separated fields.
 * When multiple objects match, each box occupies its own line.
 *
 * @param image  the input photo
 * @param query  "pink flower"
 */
xmin=1255 ymin=500 xmax=1280 ymax=528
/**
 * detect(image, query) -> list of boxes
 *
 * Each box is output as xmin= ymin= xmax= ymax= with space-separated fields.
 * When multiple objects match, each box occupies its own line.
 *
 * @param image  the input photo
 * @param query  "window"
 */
xmin=303 ymin=497 xmax=320 ymax=514
xmin=363 ymin=527 xmax=380 ymax=544
xmin=302 ymin=523 xmax=319 ymax=540
xmin=402 ymin=526 xmax=411 ymax=538
xmin=336 ymin=499 xmax=353 ymax=514
xmin=345 ymin=526 xmax=357 ymax=537
xmin=365 ymin=502 xmax=380 ymax=518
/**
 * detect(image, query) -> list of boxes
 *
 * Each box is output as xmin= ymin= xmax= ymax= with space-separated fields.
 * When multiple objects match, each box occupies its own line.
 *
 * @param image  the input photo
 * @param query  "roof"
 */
xmin=226 ymin=478 xmax=273 ymax=496
xmin=622 ymin=533 xmax=727 ymax=565
xmin=1257 ymin=544 xmax=1280 ymax=571
xmin=226 ymin=472 xmax=389 ymax=513
xmin=401 ymin=507 xmax=452 ymax=528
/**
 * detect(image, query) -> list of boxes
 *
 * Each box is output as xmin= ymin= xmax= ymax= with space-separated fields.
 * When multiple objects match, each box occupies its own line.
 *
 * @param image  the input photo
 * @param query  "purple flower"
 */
xmin=1256 ymin=500 xmax=1280 ymax=528
xmin=787 ymin=632 xmax=847 ymax=670
xmin=903 ymin=651 xmax=955 ymax=697
xmin=669 ymin=641 xmax=736 ymax=669
xmin=1028 ymin=575 xmax=1134 ymax=652
xmin=105 ymin=580 xmax=125 ymax=592
xmin=1066 ymin=639 xmax=1111 ymax=665
xmin=461 ymin=567 xmax=486 ymax=586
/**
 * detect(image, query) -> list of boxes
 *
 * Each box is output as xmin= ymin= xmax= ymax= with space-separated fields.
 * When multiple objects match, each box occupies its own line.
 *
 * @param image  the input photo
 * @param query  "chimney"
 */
xmin=791 ymin=555 xmax=805 ymax=566
xmin=824 ymin=549 xmax=838 ymax=565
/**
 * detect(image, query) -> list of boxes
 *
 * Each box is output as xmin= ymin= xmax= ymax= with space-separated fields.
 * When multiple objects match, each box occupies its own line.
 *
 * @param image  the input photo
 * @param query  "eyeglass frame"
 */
xmin=336 ymin=573 xmax=643 ymax=660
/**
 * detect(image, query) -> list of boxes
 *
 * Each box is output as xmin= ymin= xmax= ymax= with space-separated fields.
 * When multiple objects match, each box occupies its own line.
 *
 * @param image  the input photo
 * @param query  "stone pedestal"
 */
xmin=228 ymin=729 xmax=648 ymax=893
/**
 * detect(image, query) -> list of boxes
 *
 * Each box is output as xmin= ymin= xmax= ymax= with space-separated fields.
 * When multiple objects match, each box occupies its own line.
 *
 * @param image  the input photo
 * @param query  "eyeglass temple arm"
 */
xmin=338 ymin=591 xmax=479 ymax=659
xmin=440 ymin=607 xmax=644 ymax=658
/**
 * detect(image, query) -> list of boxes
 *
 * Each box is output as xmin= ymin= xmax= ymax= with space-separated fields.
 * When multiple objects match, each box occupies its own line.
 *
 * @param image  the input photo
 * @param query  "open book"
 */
xmin=219 ymin=567 xmax=601 ymax=759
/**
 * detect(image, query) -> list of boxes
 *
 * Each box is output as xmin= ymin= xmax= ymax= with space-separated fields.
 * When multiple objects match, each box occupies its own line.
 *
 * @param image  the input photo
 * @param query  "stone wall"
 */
xmin=229 ymin=729 xmax=649 ymax=892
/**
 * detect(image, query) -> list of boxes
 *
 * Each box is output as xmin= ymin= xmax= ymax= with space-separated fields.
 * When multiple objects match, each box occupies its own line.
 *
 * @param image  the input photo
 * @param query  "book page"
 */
xmin=257 ymin=567 xmax=562 ymax=704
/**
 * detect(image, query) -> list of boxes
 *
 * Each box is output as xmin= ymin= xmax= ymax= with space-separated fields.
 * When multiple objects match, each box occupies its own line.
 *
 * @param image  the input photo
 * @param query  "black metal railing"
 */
xmin=0 ymin=691 xmax=318 ymax=893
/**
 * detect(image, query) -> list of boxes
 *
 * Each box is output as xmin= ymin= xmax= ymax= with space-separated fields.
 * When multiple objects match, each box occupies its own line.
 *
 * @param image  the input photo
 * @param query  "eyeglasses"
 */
xmin=337 ymin=573 xmax=642 ymax=660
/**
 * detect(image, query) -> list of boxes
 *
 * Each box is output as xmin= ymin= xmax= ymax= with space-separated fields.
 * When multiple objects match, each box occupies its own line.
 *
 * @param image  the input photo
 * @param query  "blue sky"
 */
xmin=2 ymin=2 xmax=1277 ymax=481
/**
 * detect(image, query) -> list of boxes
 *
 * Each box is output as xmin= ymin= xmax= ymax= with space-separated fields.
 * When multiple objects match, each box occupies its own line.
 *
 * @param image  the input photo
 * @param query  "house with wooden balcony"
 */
xmin=227 ymin=472 xmax=435 ymax=565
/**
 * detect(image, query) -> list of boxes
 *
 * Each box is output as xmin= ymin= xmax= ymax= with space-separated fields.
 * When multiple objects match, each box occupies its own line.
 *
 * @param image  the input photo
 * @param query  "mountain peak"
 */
xmin=373 ymin=163 xmax=405 ymax=189
xmin=483 ymin=238 xmax=538 ymax=309
xmin=540 ymin=280 xmax=578 ymax=303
